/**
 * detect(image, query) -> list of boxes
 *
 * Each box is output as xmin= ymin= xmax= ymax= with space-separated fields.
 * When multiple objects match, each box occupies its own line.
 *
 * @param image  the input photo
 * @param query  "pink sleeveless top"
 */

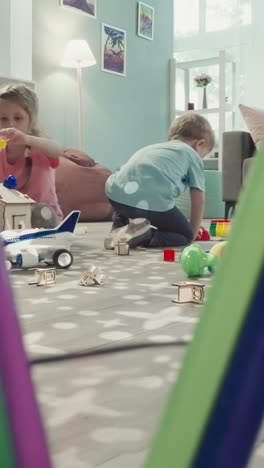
xmin=0 ymin=147 xmax=63 ymax=220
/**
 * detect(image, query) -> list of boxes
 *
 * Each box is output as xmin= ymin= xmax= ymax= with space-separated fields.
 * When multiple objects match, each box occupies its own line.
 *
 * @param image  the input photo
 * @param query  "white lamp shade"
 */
xmin=62 ymin=39 xmax=96 ymax=68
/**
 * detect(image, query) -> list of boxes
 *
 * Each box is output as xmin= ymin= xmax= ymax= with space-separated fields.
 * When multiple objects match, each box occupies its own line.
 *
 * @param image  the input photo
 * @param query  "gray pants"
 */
xmin=109 ymin=199 xmax=193 ymax=247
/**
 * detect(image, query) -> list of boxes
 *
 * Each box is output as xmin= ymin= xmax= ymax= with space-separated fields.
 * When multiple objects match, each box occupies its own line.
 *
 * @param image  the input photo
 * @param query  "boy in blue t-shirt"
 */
xmin=104 ymin=112 xmax=215 ymax=249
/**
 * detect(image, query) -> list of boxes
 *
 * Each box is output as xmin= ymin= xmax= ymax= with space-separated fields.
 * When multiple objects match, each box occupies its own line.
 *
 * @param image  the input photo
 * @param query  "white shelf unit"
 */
xmin=170 ymin=50 xmax=237 ymax=171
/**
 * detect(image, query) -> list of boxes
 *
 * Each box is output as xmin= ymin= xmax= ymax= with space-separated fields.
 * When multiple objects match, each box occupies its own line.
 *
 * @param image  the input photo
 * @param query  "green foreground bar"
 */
xmin=0 ymin=378 xmax=16 ymax=467
xmin=144 ymin=144 xmax=264 ymax=468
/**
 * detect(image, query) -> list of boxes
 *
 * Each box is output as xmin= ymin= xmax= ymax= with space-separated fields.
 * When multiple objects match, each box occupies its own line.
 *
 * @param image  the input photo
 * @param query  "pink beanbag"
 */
xmin=55 ymin=150 xmax=113 ymax=221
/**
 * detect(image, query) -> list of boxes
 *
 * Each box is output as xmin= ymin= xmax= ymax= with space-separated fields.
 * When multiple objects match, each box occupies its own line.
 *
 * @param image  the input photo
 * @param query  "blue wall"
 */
xmin=32 ymin=0 xmax=174 ymax=171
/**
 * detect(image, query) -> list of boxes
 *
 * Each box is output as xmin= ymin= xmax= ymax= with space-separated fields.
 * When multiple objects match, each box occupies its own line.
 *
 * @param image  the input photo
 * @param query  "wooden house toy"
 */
xmin=0 ymin=183 xmax=35 ymax=231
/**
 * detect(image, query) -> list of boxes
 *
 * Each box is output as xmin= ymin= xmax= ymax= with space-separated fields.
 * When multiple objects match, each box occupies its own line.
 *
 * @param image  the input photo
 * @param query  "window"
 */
xmin=174 ymin=0 xmax=251 ymax=36
xmin=174 ymin=0 xmax=199 ymax=37
xmin=206 ymin=0 xmax=251 ymax=32
xmin=239 ymin=1 xmax=252 ymax=25
xmin=206 ymin=0 xmax=236 ymax=32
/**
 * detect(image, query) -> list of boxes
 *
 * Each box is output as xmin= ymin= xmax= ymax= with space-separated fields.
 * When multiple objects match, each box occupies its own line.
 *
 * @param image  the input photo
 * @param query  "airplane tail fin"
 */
xmin=55 ymin=211 xmax=80 ymax=233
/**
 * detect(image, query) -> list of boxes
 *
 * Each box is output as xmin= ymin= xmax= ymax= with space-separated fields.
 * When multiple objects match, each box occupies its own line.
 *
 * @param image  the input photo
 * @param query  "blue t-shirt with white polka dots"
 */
xmin=105 ymin=140 xmax=205 ymax=212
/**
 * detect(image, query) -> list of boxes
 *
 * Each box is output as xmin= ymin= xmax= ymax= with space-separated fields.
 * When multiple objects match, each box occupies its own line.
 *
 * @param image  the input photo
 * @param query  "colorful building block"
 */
xmin=163 ymin=249 xmax=175 ymax=261
xmin=209 ymin=220 xmax=231 ymax=237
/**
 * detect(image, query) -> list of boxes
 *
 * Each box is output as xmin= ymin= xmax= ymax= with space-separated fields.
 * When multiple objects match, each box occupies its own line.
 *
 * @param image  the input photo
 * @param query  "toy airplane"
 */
xmin=1 ymin=211 xmax=80 ymax=270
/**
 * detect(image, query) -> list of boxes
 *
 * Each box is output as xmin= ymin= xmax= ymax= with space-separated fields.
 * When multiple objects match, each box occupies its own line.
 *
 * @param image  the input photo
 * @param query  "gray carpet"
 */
xmin=9 ymin=221 xmax=264 ymax=468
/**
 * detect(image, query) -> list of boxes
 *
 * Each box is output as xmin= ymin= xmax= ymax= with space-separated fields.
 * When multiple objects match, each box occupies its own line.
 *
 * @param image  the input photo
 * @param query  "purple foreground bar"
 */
xmin=0 ymin=242 xmax=52 ymax=467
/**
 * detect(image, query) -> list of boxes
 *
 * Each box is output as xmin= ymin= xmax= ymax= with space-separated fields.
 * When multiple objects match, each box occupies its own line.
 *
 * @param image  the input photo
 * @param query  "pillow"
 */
xmin=55 ymin=157 xmax=113 ymax=222
xmin=239 ymin=104 xmax=264 ymax=149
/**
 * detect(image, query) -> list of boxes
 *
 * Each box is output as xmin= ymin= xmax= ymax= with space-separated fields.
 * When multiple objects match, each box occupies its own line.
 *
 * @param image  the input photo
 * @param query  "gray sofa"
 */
xmin=222 ymin=131 xmax=256 ymax=218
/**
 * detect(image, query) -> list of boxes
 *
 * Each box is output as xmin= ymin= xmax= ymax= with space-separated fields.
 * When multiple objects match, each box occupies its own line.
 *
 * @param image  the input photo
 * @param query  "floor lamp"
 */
xmin=62 ymin=39 xmax=96 ymax=151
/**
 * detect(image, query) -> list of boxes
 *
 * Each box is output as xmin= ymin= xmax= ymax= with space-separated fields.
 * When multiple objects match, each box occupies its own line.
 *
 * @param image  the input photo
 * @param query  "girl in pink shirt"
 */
xmin=0 ymin=84 xmax=64 ymax=223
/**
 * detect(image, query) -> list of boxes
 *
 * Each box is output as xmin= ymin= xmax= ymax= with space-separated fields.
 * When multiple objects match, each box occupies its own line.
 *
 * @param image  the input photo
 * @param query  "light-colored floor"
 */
xmin=10 ymin=221 xmax=264 ymax=468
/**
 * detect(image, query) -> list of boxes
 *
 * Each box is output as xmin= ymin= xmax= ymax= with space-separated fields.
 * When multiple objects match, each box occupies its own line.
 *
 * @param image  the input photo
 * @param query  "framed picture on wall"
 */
xmin=60 ymin=0 xmax=96 ymax=18
xmin=138 ymin=2 xmax=154 ymax=40
xmin=101 ymin=24 xmax=126 ymax=77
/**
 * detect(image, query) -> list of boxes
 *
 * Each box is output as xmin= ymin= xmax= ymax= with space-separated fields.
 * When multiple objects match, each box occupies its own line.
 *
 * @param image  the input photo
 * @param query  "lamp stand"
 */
xmin=76 ymin=66 xmax=84 ymax=151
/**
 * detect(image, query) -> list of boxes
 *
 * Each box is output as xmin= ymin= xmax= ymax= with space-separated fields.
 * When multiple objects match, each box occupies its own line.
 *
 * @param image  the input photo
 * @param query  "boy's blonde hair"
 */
xmin=168 ymin=112 xmax=215 ymax=151
xmin=0 ymin=84 xmax=40 ymax=136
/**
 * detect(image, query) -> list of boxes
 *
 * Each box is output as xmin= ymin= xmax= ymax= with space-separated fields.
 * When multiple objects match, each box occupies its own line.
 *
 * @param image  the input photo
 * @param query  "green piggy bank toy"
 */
xmin=180 ymin=243 xmax=218 ymax=277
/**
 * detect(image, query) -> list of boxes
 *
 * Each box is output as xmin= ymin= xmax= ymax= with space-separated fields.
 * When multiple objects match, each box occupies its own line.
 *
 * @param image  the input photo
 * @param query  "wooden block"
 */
xmin=171 ymin=281 xmax=205 ymax=304
xmin=114 ymin=242 xmax=130 ymax=255
xmin=80 ymin=265 xmax=104 ymax=286
xmin=29 ymin=268 xmax=56 ymax=286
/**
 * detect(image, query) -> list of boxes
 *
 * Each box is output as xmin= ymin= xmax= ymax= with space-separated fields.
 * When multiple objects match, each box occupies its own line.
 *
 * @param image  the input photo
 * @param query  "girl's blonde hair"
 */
xmin=0 ymin=84 xmax=41 ymax=136
xmin=168 ymin=112 xmax=215 ymax=151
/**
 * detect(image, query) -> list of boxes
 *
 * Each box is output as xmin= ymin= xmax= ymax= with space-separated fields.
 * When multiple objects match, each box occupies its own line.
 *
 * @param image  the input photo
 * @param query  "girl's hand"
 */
xmin=0 ymin=128 xmax=28 ymax=145
xmin=63 ymin=148 xmax=96 ymax=167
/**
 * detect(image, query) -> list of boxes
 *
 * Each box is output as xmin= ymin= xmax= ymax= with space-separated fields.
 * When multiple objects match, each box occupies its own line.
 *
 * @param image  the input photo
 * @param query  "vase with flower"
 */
xmin=193 ymin=73 xmax=212 ymax=109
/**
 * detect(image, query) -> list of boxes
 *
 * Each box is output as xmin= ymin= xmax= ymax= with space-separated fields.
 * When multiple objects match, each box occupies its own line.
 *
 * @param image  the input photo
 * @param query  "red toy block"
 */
xmin=163 ymin=249 xmax=175 ymax=261
xmin=195 ymin=226 xmax=211 ymax=241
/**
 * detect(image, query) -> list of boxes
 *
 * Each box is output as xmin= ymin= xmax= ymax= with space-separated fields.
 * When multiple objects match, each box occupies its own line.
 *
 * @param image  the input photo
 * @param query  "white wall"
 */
xmin=0 ymin=0 xmax=32 ymax=80
xmin=0 ymin=0 xmax=11 ymax=76
xmin=244 ymin=0 xmax=264 ymax=108
xmin=10 ymin=0 xmax=32 ymax=80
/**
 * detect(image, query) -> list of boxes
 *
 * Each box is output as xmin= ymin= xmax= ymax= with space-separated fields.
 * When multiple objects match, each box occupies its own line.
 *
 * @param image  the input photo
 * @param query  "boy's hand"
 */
xmin=0 ymin=128 xmax=28 ymax=145
xmin=190 ymin=188 xmax=205 ymax=239
xmin=195 ymin=226 xmax=210 ymax=241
